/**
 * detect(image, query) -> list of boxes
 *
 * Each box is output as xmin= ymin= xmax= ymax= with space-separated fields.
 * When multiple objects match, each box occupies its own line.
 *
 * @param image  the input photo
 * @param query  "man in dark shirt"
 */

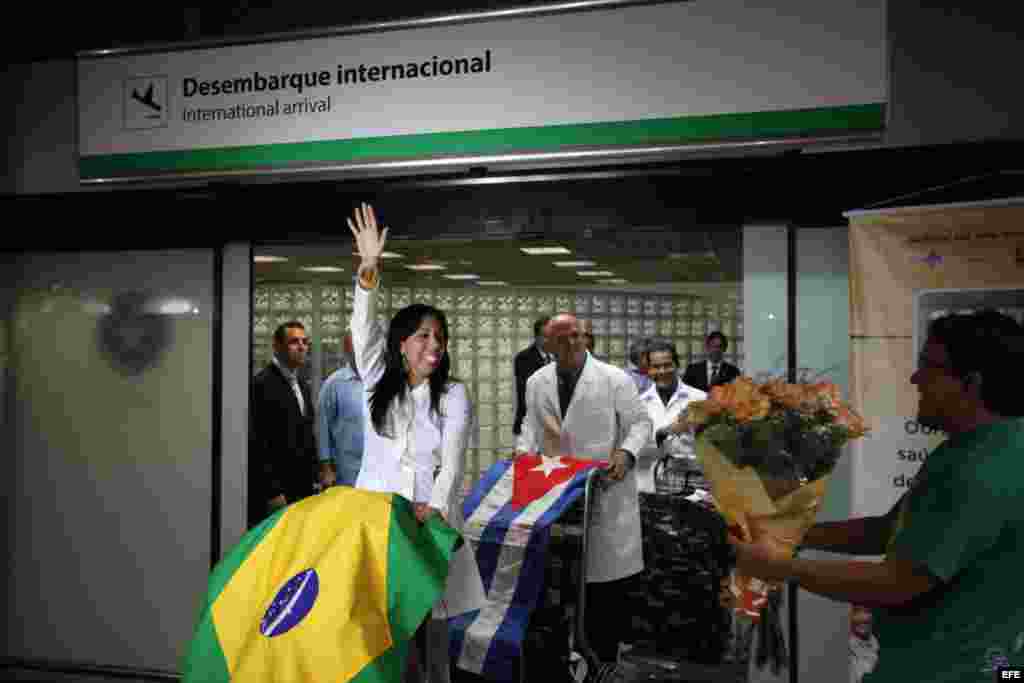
xmin=682 ymin=331 xmax=741 ymax=391
xmin=513 ymin=315 xmax=552 ymax=436
xmin=249 ymin=321 xmax=318 ymax=527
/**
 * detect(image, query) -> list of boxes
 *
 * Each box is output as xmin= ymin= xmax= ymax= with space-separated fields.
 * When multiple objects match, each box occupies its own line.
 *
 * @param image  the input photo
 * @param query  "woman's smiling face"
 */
xmin=401 ymin=316 xmax=446 ymax=385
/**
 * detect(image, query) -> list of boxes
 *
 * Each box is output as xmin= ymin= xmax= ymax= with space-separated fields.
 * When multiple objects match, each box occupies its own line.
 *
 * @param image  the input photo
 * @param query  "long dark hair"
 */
xmin=369 ymin=303 xmax=456 ymax=435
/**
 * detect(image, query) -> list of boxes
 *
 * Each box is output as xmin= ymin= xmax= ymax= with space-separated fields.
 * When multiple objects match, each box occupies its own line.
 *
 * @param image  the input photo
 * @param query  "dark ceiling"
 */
xmin=5 ymin=140 xmax=1024 ymax=254
xmin=250 ymin=174 xmax=742 ymax=289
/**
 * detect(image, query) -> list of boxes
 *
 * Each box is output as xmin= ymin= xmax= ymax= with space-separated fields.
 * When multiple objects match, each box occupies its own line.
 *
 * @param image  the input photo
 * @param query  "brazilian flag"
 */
xmin=182 ymin=487 xmax=460 ymax=682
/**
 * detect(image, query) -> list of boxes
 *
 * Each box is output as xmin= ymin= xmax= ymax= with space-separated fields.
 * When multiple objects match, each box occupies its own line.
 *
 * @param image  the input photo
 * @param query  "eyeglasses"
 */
xmin=288 ymin=337 xmax=313 ymax=347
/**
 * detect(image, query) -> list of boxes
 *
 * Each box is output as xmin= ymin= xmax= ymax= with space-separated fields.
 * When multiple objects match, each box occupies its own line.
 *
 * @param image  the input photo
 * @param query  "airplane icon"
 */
xmin=131 ymin=84 xmax=162 ymax=112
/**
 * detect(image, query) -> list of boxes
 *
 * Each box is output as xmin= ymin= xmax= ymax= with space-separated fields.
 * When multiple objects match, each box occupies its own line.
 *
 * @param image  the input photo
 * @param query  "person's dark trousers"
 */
xmin=584 ymin=573 xmax=637 ymax=663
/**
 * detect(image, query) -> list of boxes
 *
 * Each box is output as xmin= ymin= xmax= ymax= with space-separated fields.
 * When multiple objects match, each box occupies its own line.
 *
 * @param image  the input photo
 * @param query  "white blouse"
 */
xmin=634 ymin=380 xmax=707 ymax=493
xmin=349 ymin=280 xmax=473 ymax=527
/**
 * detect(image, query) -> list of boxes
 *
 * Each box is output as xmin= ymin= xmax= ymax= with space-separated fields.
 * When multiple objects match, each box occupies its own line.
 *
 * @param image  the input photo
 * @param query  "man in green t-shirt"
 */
xmin=730 ymin=310 xmax=1024 ymax=682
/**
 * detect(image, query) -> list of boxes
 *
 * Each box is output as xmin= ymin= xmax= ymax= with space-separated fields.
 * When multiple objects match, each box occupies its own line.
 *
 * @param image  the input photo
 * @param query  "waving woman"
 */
xmin=348 ymin=203 xmax=478 ymax=683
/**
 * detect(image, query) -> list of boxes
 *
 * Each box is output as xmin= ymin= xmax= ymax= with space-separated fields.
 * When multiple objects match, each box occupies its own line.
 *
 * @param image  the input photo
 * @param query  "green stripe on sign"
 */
xmin=80 ymin=103 xmax=885 ymax=179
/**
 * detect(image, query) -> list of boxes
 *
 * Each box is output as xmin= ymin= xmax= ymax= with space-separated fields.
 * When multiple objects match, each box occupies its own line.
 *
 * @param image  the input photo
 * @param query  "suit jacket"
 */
xmin=249 ymin=362 xmax=317 ymax=526
xmin=517 ymin=353 xmax=651 ymax=582
xmin=682 ymin=359 xmax=741 ymax=392
xmin=513 ymin=344 xmax=549 ymax=435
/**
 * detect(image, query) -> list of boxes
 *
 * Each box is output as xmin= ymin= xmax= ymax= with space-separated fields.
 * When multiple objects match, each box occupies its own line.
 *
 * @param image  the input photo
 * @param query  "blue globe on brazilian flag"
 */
xmin=182 ymin=487 xmax=461 ymax=682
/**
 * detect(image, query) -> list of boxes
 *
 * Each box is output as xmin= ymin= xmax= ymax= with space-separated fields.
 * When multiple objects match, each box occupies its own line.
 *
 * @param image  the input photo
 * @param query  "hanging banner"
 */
xmin=846 ymin=200 xmax=1024 ymax=518
xmin=77 ymin=0 xmax=886 ymax=181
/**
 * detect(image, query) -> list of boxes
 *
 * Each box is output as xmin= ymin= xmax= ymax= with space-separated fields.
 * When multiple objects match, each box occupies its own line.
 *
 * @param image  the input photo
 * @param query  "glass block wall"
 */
xmin=254 ymin=283 xmax=742 ymax=488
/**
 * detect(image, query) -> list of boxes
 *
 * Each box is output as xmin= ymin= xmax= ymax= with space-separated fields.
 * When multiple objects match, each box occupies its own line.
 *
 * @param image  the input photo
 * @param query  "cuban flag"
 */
xmin=450 ymin=453 xmax=605 ymax=681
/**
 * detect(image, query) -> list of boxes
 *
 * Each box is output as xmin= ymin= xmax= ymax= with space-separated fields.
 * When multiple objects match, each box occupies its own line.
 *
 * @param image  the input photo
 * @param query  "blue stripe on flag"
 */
xmin=449 ymin=609 xmax=481 ymax=663
xmin=477 ymin=469 xmax=593 ymax=681
xmin=479 ymin=604 xmax=533 ymax=680
xmin=475 ymin=502 xmax=520 ymax=595
xmin=463 ymin=459 xmax=512 ymax=521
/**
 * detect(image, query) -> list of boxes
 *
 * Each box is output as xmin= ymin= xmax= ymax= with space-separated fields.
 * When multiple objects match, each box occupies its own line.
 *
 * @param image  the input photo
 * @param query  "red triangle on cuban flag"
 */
xmin=511 ymin=453 xmax=606 ymax=509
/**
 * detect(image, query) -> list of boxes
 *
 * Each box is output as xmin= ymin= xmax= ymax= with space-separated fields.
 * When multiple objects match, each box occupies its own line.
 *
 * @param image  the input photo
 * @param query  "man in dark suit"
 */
xmin=249 ymin=320 xmax=318 ymax=527
xmin=682 ymin=331 xmax=741 ymax=392
xmin=513 ymin=315 xmax=552 ymax=436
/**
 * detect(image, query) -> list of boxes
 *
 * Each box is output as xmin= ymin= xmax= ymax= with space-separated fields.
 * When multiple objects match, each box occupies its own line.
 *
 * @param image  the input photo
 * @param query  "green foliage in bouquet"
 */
xmin=687 ymin=377 xmax=869 ymax=483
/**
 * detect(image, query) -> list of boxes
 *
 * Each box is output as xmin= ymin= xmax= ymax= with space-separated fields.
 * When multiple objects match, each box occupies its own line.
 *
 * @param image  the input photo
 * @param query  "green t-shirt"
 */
xmin=866 ymin=418 xmax=1024 ymax=683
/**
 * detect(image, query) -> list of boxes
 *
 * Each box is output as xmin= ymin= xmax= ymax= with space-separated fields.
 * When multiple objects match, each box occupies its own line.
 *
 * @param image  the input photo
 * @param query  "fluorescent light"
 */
xmin=597 ymin=278 xmax=629 ymax=285
xmin=443 ymin=274 xmax=480 ymax=280
xmin=157 ymin=298 xmax=195 ymax=315
xmin=381 ymin=251 xmax=404 ymax=259
xmin=254 ymin=255 xmax=288 ymax=263
xmin=476 ymin=281 xmax=509 ymax=286
xmin=301 ymin=266 xmax=345 ymax=273
xmin=553 ymin=261 xmax=596 ymax=267
xmin=405 ymin=264 xmax=447 ymax=271
xmin=520 ymin=246 xmax=572 ymax=255
xmin=577 ymin=271 xmax=616 ymax=277
xmin=82 ymin=301 xmax=112 ymax=315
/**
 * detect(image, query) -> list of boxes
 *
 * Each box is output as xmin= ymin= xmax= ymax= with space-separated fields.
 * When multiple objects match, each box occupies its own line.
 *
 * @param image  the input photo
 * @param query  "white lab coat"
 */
xmin=634 ymin=381 xmax=707 ymax=494
xmin=350 ymin=281 xmax=483 ymax=621
xmin=516 ymin=353 xmax=652 ymax=583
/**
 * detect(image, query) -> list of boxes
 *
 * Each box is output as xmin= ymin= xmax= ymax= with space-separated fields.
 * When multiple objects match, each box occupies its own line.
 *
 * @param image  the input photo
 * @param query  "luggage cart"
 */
xmin=570 ymin=467 xmax=749 ymax=683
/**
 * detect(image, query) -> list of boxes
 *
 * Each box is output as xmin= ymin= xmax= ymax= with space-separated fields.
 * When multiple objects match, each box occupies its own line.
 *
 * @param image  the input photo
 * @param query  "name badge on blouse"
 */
xmin=397 ymin=462 xmax=416 ymax=502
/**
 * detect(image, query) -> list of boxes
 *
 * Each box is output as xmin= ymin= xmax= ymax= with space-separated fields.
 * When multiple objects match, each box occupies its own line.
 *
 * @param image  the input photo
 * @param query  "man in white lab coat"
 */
xmin=516 ymin=313 xmax=652 ymax=663
xmin=634 ymin=339 xmax=708 ymax=494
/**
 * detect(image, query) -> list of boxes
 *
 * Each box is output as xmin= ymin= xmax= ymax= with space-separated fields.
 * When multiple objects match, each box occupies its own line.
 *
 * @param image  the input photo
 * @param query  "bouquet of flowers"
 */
xmin=684 ymin=377 xmax=869 ymax=671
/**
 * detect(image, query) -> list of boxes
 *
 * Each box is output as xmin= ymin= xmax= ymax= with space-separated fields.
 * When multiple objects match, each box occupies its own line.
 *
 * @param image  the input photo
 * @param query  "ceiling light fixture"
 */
xmin=577 ymin=271 xmax=616 ymax=277
xmin=553 ymin=260 xmax=597 ymax=267
xmin=381 ymin=251 xmax=404 ymax=259
xmin=301 ymin=266 xmax=345 ymax=273
xmin=476 ymin=280 xmax=509 ymax=286
xmin=405 ymin=264 xmax=447 ymax=271
xmin=597 ymin=278 xmax=629 ymax=285
xmin=254 ymin=255 xmax=289 ymax=263
xmin=158 ymin=299 xmax=196 ymax=315
xmin=520 ymin=246 xmax=572 ymax=255
xmin=442 ymin=274 xmax=480 ymax=280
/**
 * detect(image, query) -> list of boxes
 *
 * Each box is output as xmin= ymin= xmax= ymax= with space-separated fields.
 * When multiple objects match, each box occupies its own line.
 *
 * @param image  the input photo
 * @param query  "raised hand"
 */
xmin=347 ymin=202 xmax=389 ymax=271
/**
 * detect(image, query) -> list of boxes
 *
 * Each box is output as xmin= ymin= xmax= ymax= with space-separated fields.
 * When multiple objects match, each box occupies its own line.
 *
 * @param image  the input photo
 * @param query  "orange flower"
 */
xmin=695 ymin=376 xmax=868 ymax=437
xmin=710 ymin=383 xmax=737 ymax=407
xmin=763 ymin=380 xmax=805 ymax=411
xmin=835 ymin=406 xmax=869 ymax=437
xmin=732 ymin=397 xmax=771 ymax=423
xmin=807 ymin=382 xmax=842 ymax=414
xmin=707 ymin=378 xmax=772 ymax=423
xmin=685 ymin=399 xmax=723 ymax=427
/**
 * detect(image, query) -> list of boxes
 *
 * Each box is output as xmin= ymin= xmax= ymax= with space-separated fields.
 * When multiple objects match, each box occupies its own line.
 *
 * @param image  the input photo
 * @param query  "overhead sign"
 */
xmin=77 ymin=0 xmax=886 ymax=181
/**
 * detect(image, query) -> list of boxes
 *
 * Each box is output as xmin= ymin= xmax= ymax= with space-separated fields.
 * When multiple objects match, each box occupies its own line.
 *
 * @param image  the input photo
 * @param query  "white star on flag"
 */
xmin=530 ymin=454 xmax=568 ymax=477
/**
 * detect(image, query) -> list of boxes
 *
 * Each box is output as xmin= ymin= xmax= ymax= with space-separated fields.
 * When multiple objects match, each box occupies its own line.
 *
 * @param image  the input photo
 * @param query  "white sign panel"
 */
xmin=851 ymin=417 xmax=945 ymax=517
xmin=78 ymin=0 xmax=886 ymax=179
